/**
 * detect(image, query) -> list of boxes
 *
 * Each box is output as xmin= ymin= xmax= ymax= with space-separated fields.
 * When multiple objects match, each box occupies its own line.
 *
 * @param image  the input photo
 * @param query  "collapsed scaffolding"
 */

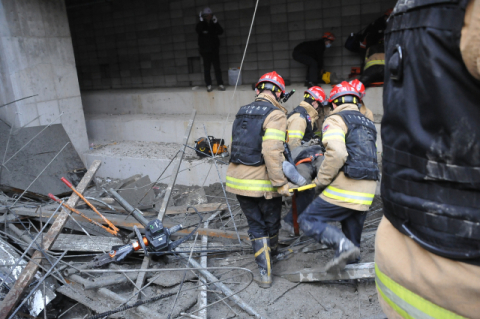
xmin=0 ymin=106 xmax=384 ymax=319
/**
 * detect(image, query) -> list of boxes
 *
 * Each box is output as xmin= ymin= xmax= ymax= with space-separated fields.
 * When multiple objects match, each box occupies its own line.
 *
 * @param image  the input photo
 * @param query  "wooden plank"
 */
xmin=0 ymin=160 xmax=101 ymax=319
xmin=10 ymin=206 xmax=249 ymax=241
xmin=278 ymin=262 xmax=375 ymax=282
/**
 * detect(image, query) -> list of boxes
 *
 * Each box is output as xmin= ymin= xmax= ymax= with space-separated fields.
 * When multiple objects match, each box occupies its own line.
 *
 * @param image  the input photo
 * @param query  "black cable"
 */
xmin=88 ymin=291 xmax=177 ymax=319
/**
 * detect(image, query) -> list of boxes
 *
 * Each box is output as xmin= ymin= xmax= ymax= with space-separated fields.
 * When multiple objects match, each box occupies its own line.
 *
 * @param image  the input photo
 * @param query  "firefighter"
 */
xmin=282 ymin=86 xmax=327 ymax=233
xmin=299 ymin=81 xmax=379 ymax=272
xmin=226 ymin=71 xmax=291 ymax=288
xmin=313 ymin=80 xmax=374 ymax=139
xmin=349 ymin=79 xmax=374 ymax=121
xmin=377 ymin=0 xmax=480 ymax=318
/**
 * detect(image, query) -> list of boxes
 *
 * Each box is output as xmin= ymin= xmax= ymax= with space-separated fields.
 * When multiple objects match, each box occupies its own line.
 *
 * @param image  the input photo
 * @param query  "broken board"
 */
xmin=278 ymin=262 xmax=375 ymax=282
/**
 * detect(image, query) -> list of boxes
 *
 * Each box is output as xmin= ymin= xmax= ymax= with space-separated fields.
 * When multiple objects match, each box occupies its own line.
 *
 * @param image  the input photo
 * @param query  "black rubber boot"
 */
xmin=251 ymin=236 xmax=272 ymax=288
xmin=270 ymin=233 xmax=279 ymax=257
xmin=320 ymin=225 xmax=360 ymax=273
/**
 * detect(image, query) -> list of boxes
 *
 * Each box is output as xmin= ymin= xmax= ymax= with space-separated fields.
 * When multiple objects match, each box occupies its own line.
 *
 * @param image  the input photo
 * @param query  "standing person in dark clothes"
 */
xmin=196 ymin=7 xmax=225 ymax=92
xmin=292 ymin=32 xmax=335 ymax=87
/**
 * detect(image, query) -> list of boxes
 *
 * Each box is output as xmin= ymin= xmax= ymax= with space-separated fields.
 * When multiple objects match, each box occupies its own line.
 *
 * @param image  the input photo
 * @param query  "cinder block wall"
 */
xmin=66 ymin=0 xmax=396 ymax=90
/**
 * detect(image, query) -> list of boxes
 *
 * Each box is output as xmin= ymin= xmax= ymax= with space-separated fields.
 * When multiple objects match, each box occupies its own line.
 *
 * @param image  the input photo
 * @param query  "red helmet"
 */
xmin=348 ymin=79 xmax=366 ymax=99
xmin=328 ymin=81 xmax=361 ymax=103
xmin=255 ymin=71 xmax=286 ymax=94
xmin=322 ymin=32 xmax=336 ymax=42
xmin=305 ymin=86 xmax=326 ymax=103
xmin=384 ymin=8 xmax=393 ymax=16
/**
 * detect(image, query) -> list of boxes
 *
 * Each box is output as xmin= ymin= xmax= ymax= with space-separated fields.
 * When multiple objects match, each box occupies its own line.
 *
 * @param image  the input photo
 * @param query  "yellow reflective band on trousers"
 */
xmin=364 ymin=59 xmax=385 ymax=70
xmin=288 ymin=130 xmax=304 ymax=139
xmin=226 ymin=176 xmax=277 ymax=192
xmin=263 ymin=128 xmax=286 ymax=142
xmin=322 ymin=129 xmax=345 ymax=143
xmin=375 ymin=264 xmax=466 ymax=319
xmin=322 ymin=186 xmax=374 ymax=205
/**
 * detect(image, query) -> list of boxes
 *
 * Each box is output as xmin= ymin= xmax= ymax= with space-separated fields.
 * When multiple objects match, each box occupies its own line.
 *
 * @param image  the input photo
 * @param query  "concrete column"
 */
xmin=0 ymin=0 xmax=89 ymax=162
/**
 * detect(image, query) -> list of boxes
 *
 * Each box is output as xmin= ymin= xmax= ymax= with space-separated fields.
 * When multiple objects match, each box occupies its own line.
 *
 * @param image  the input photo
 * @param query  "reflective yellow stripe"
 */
xmin=322 ymin=185 xmax=374 ymax=205
xmin=364 ymin=59 xmax=385 ymax=70
xmin=226 ymin=176 xmax=277 ymax=192
xmin=314 ymin=131 xmax=322 ymax=137
xmin=375 ymin=264 xmax=466 ymax=319
xmin=322 ymin=129 xmax=345 ymax=143
xmin=288 ymin=130 xmax=304 ymax=139
xmin=263 ymin=128 xmax=286 ymax=142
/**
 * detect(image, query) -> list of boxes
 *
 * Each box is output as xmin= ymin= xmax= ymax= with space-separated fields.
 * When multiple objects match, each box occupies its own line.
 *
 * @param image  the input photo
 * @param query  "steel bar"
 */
xmin=179 ymin=254 xmax=261 ymax=318
xmin=0 ymin=94 xmax=38 ymax=109
xmin=97 ymin=288 xmax=163 ymax=319
xmin=9 ymin=251 xmax=67 ymax=319
xmin=158 ymin=109 xmax=196 ymax=220
xmin=202 ymin=125 xmax=242 ymax=244
xmin=0 ymin=160 xmax=101 ymax=319
xmin=292 ymin=189 xmax=300 ymax=236
xmin=198 ymin=210 xmax=221 ymax=319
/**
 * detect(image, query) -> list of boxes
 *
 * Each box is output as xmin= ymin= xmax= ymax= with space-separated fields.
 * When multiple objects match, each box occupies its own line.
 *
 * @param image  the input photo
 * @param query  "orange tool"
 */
xmin=48 ymin=193 xmax=119 ymax=237
xmin=61 ymin=177 xmax=119 ymax=233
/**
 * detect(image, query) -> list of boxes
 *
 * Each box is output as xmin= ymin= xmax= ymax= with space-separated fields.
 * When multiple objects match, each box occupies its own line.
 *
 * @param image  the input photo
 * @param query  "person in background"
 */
xmin=349 ymin=79 xmax=374 ymax=121
xmin=196 ymin=7 xmax=225 ymax=92
xmin=292 ymin=32 xmax=335 ymax=87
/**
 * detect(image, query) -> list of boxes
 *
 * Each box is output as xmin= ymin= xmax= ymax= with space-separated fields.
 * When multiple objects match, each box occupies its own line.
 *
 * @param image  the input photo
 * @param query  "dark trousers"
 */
xmin=283 ymin=157 xmax=323 ymax=226
xmin=292 ymin=51 xmax=319 ymax=83
xmin=298 ymin=196 xmax=367 ymax=247
xmin=236 ymin=195 xmax=282 ymax=239
xmin=201 ymin=51 xmax=223 ymax=86
xmin=359 ymin=65 xmax=384 ymax=86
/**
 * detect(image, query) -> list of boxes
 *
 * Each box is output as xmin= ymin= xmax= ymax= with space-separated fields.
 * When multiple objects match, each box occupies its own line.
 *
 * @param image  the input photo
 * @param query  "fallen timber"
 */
xmin=4 ymin=206 xmax=249 ymax=240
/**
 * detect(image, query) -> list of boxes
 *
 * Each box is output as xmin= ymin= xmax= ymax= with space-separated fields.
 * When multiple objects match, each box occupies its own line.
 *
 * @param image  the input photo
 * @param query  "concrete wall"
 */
xmin=0 ymin=0 xmax=89 ymax=161
xmin=66 ymin=0 xmax=396 ymax=90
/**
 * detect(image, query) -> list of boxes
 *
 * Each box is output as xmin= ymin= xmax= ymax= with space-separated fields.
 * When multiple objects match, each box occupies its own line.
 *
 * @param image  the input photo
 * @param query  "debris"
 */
xmin=0 ymin=122 xmax=85 ymax=196
xmin=278 ymin=262 xmax=375 ymax=282
xmin=118 ymin=175 xmax=155 ymax=208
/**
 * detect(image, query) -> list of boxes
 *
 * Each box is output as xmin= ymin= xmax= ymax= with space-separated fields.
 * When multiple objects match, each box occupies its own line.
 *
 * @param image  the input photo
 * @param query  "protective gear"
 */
xmin=251 ymin=236 xmax=272 ymax=288
xmin=348 ymin=79 xmax=366 ymax=99
xmin=328 ymin=81 xmax=360 ymax=103
xmin=202 ymin=7 xmax=213 ymax=15
xmin=325 ymin=43 xmax=332 ymax=48
xmin=321 ymin=225 xmax=360 ymax=273
xmin=276 ymin=183 xmax=291 ymax=197
xmin=198 ymin=11 xmax=203 ymax=21
xmin=206 ymin=85 xmax=212 ymax=92
xmin=304 ymin=86 xmax=326 ymax=103
xmin=322 ymin=32 xmax=336 ymax=42
xmin=226 ymin=93 xmax=289 ymax=198
xmin=382 ymin=0 xmax=480 ymax=262
xmin=230 ymin=101 xmax=277 ymax=166
xmin=270 ymin=233 xmax=279 ymax=257
xmin=282 ymin=161 xmax=307 ymax=186
xmin=316 ymin=104 xmax=377 ymax=211
xmin=334 ymin=111 xmax=379 ymax=180
xmin=384 ymin=8 xmax=393 ymax=16
xmin=218 ymin=84 xmax=225 ymax=91
xmin=321 ymin=72 xmax=331 ymax=84
xmin=255 ymin=71 xmax=286 ymax=95
xmin=287 ymin=102 xmax=318 ymax=148
xmin=212 ymin=15 xmax=217 ymax=23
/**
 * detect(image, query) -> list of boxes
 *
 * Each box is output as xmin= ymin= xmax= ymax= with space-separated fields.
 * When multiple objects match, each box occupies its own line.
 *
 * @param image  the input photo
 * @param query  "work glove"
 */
xmin=199 ymin=12 xmax=203 ymax=21
xmin=212 ymin=15 xmax=218 ymax=23
xmin=277 ymin=184 xmax=292 ymax=197
xmin=282 ymin=161 xmax=307 ymax=186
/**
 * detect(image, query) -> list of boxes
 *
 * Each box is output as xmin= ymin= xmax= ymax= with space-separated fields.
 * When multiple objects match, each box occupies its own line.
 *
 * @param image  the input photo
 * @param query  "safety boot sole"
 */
xmin=253 ymin=275 xmax=272 ymax=288
xmin=324 ymin=246 xmax=360 ymax=274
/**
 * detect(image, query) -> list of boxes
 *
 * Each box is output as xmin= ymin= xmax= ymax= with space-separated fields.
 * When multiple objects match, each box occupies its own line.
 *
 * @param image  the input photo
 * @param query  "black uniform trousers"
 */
xmin=236 ymin=195 xmax=282 ymax=239
xmin=201 ymin=50 xmax=224 ymax=86
xmin=292 ymin=51 xmax=319 ymax=83
xmin=298 ymin=196 xmax=367 ymax=247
